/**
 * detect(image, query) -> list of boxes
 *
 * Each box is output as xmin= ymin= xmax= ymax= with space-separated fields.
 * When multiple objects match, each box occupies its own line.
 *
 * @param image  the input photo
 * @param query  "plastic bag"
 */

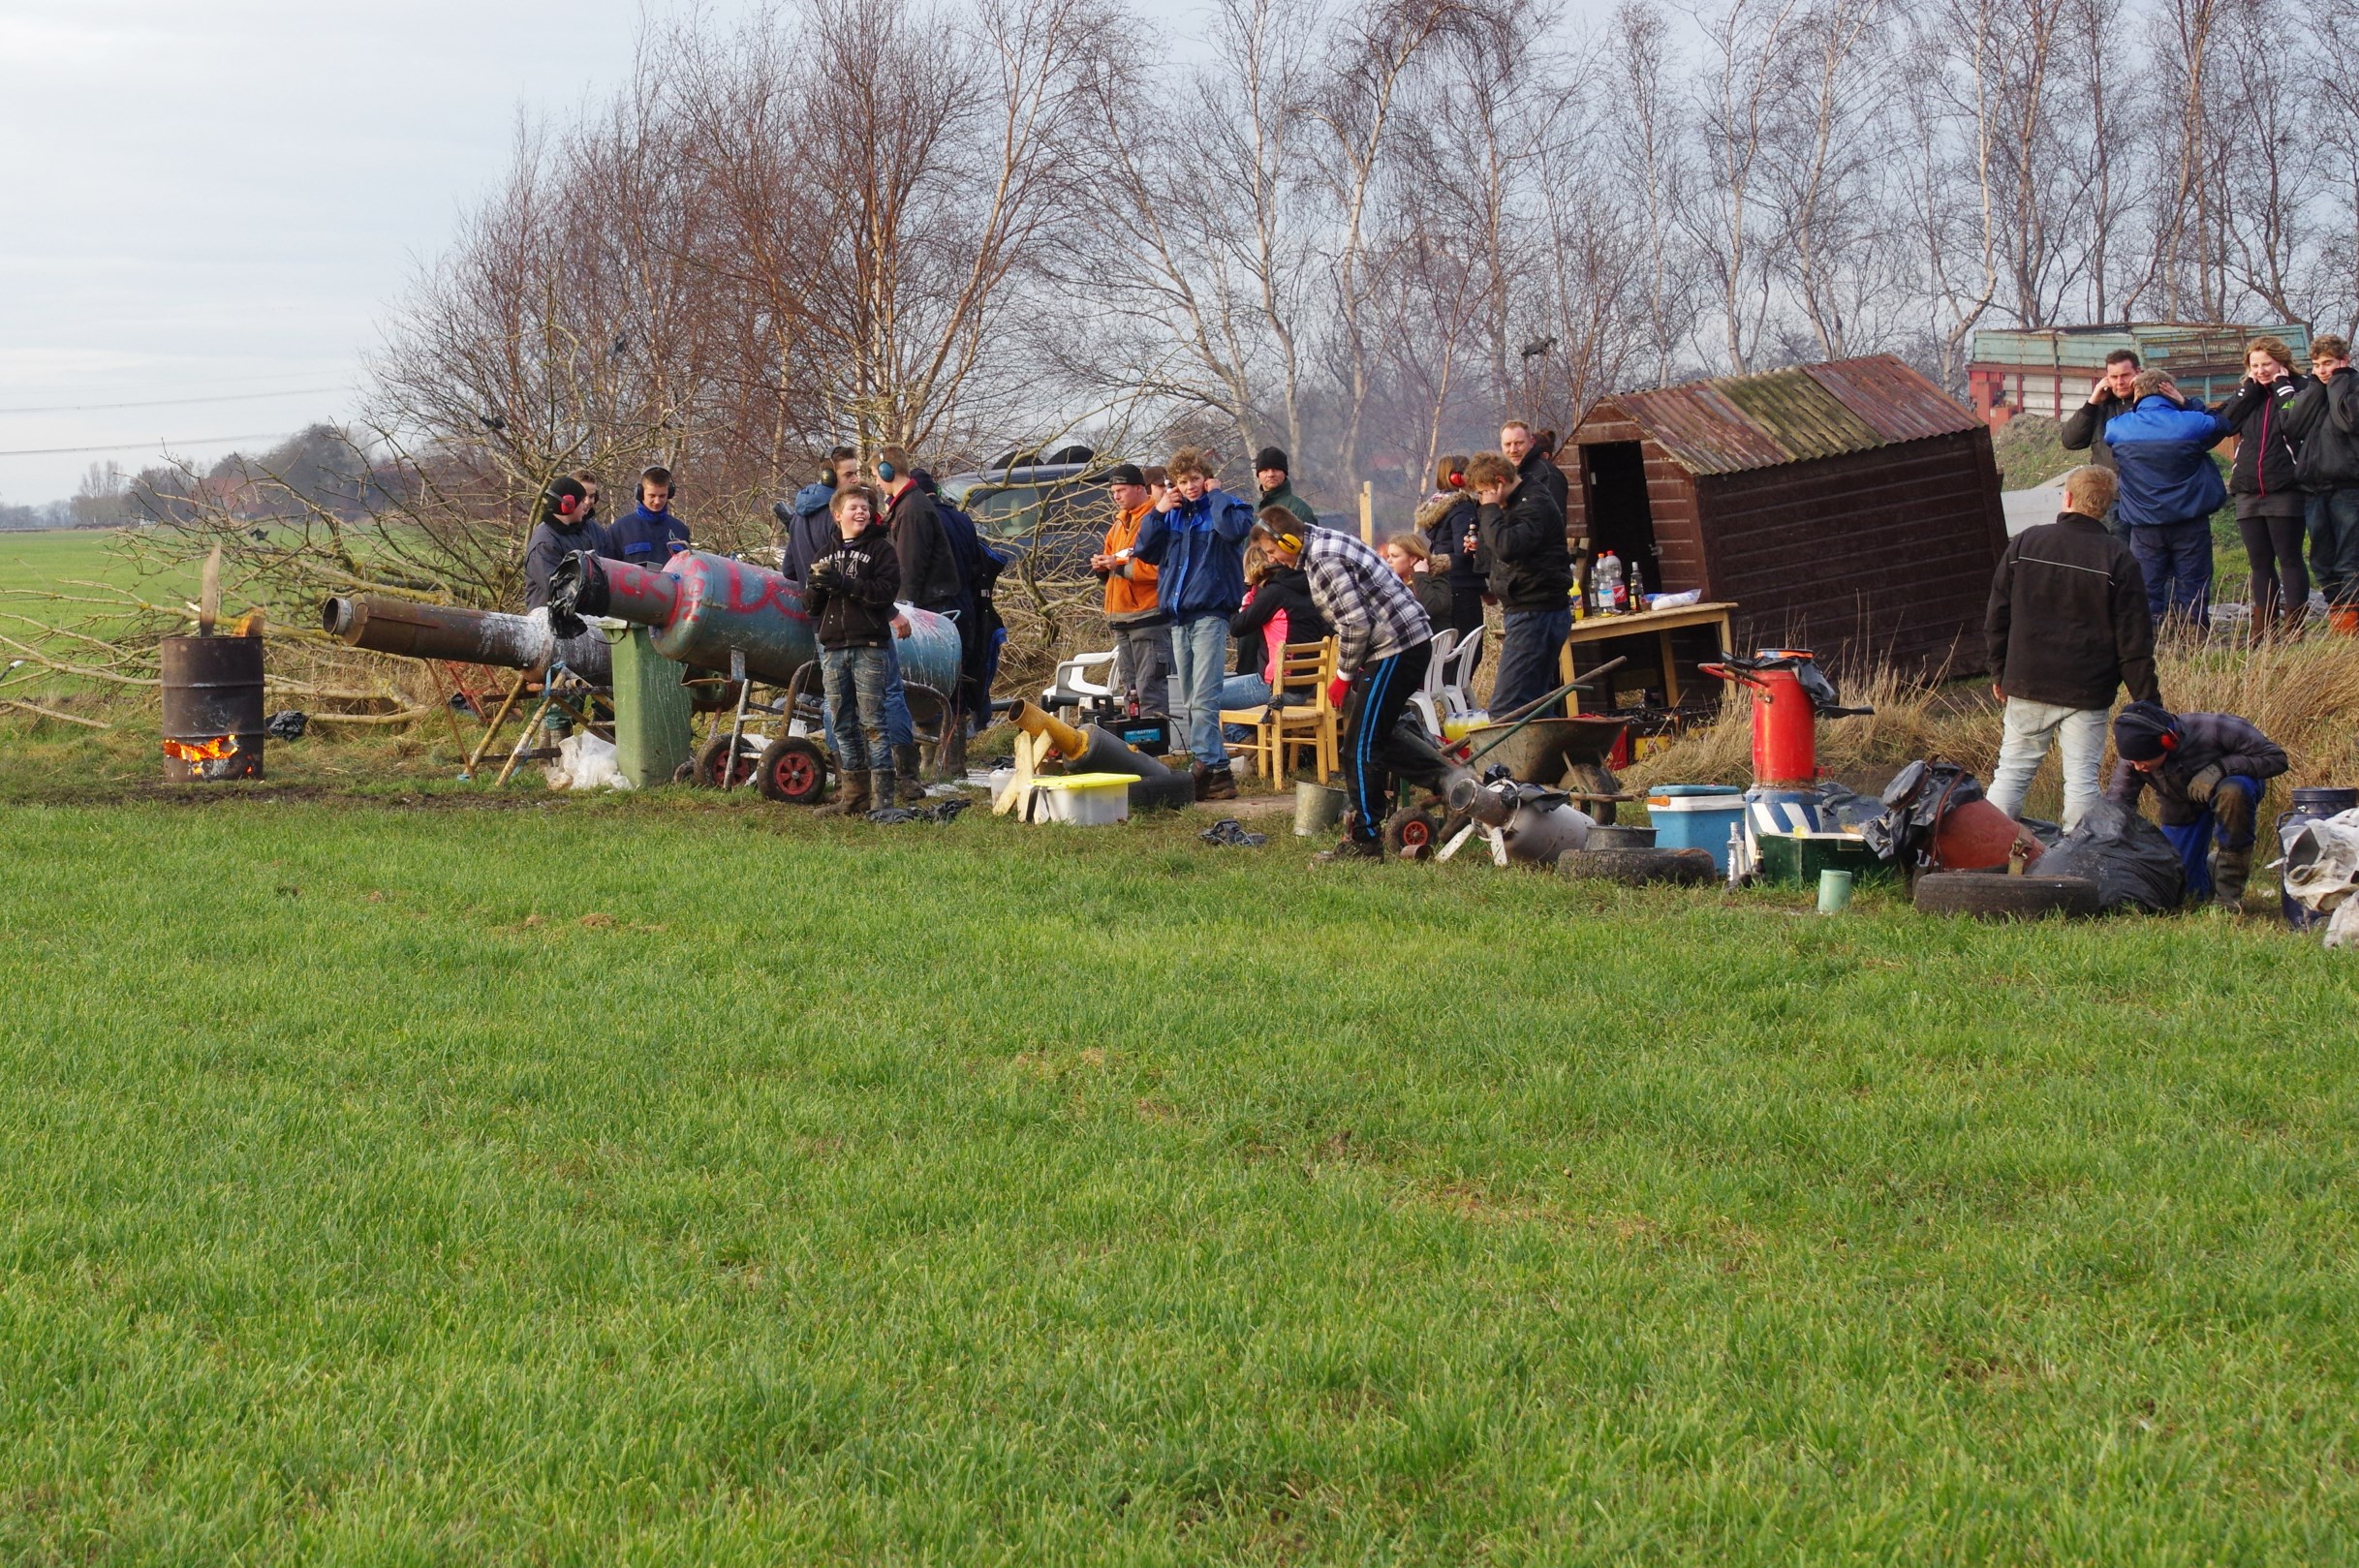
xmin=1860 ymin=759 xmax=1985 ymax=863
xmin=2280 ymin=809 xmax=2359 ymax=913
xmin=546 ymin=732 xmax=633 ymax=792
xmin=2033 ymin=800 xmax=2184 ymax=913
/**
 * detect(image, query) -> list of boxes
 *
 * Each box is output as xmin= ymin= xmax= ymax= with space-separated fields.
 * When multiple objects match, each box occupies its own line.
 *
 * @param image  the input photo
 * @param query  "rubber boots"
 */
xmin=2213 ymin=845 xmax=2252 ymax=909
xmin=817 ymin=770 xmax=871 ymax=817
xmin=1194 ymin=760 xmax=1238 ymax=802
xmin=869 ymin=767 xmax=898 ymax=815
xmin=892 ymin=744 xmax=926 ymax=804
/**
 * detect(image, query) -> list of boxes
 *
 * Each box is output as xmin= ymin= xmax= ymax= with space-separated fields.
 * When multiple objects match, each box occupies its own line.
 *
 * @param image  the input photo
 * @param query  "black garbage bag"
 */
xmin=2033 ymin=800 xmax=2185 ymax=913
xmin=1860 ymin=759 xmax=1986 ymax=863
xmin=1815 ymin=782 xmax=1880 ymax=832
xmin=265 ymin=710 xmax=309 ymax=741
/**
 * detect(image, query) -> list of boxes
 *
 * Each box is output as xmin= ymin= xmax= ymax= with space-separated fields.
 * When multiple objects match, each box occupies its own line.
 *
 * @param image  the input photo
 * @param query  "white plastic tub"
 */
xmin=1031 ymin=772 xmax=1133 ymax=825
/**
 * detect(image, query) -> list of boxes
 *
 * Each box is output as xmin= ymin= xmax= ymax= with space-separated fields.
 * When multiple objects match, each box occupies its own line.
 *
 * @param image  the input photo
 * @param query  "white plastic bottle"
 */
xmin=1594 ymin=550 xmax=1621 ymax=614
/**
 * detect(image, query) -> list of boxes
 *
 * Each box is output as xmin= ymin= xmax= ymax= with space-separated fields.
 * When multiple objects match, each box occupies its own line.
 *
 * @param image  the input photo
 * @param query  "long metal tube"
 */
xmin=320 ymin=594 xmax=612 ymax=683
xmin=556 ymin=549 xmax=963 ymax=695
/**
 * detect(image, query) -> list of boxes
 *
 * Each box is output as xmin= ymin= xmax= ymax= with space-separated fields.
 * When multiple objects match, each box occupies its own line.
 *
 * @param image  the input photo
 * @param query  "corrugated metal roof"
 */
xmin=1969 ymin=321 xmax=2310 ymax=370
xmin=1589 ymin=355 xmax=1981 ymax=477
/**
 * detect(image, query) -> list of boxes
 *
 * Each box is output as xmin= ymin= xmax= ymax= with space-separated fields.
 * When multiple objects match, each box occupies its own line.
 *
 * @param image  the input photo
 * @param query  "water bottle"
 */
xmin=1594 ymin=551 xmax=1621 ymax=615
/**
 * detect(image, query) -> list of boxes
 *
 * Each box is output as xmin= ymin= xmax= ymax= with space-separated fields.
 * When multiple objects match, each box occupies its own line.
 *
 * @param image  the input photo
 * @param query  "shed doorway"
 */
xmin=1582 ymin=442 xmax=1660 ymax=596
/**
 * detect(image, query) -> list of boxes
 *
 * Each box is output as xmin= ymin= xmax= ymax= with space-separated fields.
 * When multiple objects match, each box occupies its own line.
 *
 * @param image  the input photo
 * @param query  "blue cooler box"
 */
xmin=1645 ymin=785 xmax=1748 ymax=873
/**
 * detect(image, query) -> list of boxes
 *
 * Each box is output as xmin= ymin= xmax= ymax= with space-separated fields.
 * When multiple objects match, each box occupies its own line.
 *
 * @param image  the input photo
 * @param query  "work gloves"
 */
xmin=1328 ymin=676 xmax=1350 ymax=711
xmin=2186 ymin=763 xmax=2223 ymax=804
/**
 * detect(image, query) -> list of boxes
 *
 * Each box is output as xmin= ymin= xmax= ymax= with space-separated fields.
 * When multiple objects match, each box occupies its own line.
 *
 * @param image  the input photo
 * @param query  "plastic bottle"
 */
xmin=1125 ymin=686 xmax=1139 ymax=719
xmin=1594 ymin=551 xmax=1621 ymax=615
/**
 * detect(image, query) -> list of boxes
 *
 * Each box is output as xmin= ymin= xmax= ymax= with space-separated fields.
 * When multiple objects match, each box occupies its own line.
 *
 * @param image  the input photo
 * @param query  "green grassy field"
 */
xmin=3 ymin=784 xmax=2354 ymax=1564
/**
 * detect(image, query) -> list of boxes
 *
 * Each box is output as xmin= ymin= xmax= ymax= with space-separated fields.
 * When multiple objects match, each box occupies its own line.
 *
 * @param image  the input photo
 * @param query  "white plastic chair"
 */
xmin=1439 ymin=628 xmax=1483 ymax=719
xmin=1042 ymin=649 xmax=1116 ymax=717
xmin=1410 ymin=629 xmax=1455 ymax=737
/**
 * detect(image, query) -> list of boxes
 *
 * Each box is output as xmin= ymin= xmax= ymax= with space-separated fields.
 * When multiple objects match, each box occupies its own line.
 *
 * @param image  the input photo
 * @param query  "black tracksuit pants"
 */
xmin=1341 ymin=639 xmax=1437 ymax=841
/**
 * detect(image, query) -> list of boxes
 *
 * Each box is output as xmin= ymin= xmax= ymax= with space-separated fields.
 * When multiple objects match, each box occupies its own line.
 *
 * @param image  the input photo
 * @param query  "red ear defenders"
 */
xmin=553 ymin=492 xmax=581 ymax=516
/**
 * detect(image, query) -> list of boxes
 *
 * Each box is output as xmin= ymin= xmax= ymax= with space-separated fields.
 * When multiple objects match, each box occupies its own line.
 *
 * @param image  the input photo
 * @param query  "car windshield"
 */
xmin=964 ymin=484 xmax=1053 ymax=541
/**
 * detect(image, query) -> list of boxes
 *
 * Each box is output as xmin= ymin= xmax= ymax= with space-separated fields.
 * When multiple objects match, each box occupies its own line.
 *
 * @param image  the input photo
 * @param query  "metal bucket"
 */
xmin=1293 ymin=781 xmax=1347 ymax=837
xmin=160 ymin=634 xmax=264 ymax=781
xmin=1585 ymin=823 xmax=1657 ymax=850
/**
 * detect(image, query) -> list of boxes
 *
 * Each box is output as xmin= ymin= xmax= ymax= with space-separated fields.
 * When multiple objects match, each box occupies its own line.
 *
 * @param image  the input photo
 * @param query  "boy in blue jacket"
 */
xmin=1133 ymin=446 xmax=1256 ymax=800
xmin=2102 ymin=370 xmax=2234 ymax=629
xmin=603 ymin=465 xmax=693 ymax=568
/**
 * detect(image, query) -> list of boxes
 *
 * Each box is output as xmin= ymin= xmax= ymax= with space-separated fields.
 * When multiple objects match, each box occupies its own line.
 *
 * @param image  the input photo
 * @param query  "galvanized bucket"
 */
xmin=1293 ymin=782 xmax=1347 ymax=837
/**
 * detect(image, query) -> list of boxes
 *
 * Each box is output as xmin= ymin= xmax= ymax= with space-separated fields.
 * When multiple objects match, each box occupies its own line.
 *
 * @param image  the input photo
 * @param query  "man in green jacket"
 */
xmin=1255 ymin=447 xmax=1319 ymax=534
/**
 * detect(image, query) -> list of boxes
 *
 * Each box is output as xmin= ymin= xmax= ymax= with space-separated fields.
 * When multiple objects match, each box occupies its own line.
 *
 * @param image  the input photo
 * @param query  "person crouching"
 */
xmin=805 ymin=486 xmax=902 ymax=817
xmin=2107 ymin=699 xmax=2289 ymax=908
xmin=1252 ymin=508 xmax=1441 ymax=861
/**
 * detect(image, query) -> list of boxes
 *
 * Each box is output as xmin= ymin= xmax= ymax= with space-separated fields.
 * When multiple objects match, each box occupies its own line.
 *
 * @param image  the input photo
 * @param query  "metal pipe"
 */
xmin=322 ymin=593 xmax=613 ymax=684
xmin=1009 ymin=698 xmax=1171 ymax=778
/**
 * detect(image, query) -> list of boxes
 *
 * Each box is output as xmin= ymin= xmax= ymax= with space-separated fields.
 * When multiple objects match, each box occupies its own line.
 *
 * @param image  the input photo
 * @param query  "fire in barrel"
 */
xmin=161 ymin=630 xmax=265 ymax=782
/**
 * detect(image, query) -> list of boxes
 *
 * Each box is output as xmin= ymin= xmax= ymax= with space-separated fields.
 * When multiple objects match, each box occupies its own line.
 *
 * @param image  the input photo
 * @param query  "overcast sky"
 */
xmin=0 ymin=0 xmax=1224 ymax=507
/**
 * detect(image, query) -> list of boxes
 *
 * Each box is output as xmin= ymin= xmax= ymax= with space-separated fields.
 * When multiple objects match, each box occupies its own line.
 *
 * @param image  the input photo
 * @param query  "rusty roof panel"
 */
xmin=1584 ymin=355 xmax=1980 ymax=477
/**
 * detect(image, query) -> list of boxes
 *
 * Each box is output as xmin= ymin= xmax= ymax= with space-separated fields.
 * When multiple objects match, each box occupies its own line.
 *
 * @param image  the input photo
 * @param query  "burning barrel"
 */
xmin=161 ymin=633 xmax=265 ymax=781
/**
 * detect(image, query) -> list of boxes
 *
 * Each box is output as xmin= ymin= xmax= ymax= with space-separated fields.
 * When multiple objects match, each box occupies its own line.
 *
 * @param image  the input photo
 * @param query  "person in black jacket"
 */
xmin=873 ymin=446 xmax=960 ymax=794
xmin=2059 ymin=350 xmax=2141 ymax=536
xmin=1468 ymin=449 xmax=1574 ymax=714
xmin=603 ymin=466 xmax=692 ymax=567
xmin=1501 ymin=420 xmax=1568 ymax=521
xmin=804 ymin=485 xmax=903 ymax=817
xmin=523 ymin=476 xmax=604 ymax=611
xmin=2108 ymin=700 xmax=2290 ymax=908
xmin=2213 ymin=335 xmax=2321 ymax=636
xmin=1983 ymin=465 xmax=2159 ymax=830
xmin=1222 ymin=553 xmax=1333 ymax=717
xmin=1413 ymin=454 xmax=1486 ymax=669
xmin=2294 ymin=335 xmax=2359 ymax=614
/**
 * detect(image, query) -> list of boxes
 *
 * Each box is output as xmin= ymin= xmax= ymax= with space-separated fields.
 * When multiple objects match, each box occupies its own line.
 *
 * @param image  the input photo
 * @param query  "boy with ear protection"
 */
xmin=2107 ymin=699 xmax=2288 ymax=908
xmin=603 ymin=464 xmax=692 ymax=566
xmin=524 ymin=475 xmax=604 ymax=611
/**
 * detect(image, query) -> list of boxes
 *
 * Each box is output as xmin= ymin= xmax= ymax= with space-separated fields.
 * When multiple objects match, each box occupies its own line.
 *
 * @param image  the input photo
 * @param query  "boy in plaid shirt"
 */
xmin=1253 ymin=509 xmax=1442 ymax=860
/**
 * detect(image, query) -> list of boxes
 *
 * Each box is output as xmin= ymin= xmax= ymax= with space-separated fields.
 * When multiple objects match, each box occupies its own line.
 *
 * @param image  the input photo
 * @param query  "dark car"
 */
xmin=935 ymin=445 xmax=1116 ymax=581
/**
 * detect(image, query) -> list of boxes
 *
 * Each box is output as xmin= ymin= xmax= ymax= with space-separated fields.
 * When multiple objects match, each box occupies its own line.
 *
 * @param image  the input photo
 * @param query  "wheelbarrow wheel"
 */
xmin=1381 ymin=805 xmax=1443 ymax=860
xmin=756 ymin=734 xmax=829 ymax=804
xmin=1564 ymin=762 xmax=1620 ymax=826
xmin=694 ymin=732 xmax=762 ymax=790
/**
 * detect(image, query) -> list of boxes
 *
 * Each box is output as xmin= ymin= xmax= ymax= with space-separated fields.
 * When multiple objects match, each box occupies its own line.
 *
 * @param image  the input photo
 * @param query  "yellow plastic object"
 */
xmin=1441 ymin=713 xmax=1489 ymax=742
xmin=1030 ymin=772 xmax=1133 ymax=825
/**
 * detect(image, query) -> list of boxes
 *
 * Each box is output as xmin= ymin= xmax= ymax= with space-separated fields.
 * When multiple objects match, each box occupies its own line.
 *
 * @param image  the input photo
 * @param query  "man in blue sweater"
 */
xmin=2102 ymin=370 xmax=2234 ymax=629
xmin=603 ymin=465 xmax=693 ymax=568
xmin=1133 ymin=446 xmax=1256 ymax=800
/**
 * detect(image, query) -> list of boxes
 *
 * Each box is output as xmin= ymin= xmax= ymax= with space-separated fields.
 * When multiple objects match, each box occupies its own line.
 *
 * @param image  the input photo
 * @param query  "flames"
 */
xmin=163 ymin=735 xmax=239 ymax=764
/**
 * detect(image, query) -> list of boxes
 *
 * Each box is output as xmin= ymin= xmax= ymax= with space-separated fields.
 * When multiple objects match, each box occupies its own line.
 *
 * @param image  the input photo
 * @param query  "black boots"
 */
xmin=2213 ymin=845 xmax=2252 ymax=909
xmin=891 ymin=744 xmax=925 ymax=804
xmin=817 ymin=770 xmax=871 ymax=817
xmin=1193 ymin=760 xmax=1237 ymax=802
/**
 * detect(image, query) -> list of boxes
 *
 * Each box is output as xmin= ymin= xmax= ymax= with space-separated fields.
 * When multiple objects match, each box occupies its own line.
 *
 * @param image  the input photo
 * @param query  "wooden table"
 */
xmin=1556 ymin=600 xmax=1737 ymax=711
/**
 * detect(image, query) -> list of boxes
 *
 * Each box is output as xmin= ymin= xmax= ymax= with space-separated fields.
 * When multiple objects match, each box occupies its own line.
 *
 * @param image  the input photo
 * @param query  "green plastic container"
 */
xmin=604 ymin=623 xmax=695 ymax=787
xmin=1754 ymin=831 xmax=1891 ymax=887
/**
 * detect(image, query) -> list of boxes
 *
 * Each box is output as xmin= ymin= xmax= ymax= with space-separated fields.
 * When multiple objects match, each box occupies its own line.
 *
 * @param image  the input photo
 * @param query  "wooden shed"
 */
xmin=1563 ymin=354 xmax=2007 ymax=678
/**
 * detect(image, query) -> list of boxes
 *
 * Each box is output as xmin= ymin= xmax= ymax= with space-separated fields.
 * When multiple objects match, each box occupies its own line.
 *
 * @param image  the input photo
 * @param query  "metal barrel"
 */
xmin=560 ymin=549 xmax=963 ymax=695
xmin=160 ymin=634 xmax=265 ymax=781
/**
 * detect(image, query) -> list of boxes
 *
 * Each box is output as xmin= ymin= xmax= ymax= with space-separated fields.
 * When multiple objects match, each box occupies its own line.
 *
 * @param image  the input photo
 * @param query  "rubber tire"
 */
xmin=1128 ymin=774 xmax=1196 ymax=813
xmin=1381 ymin=805 xmax=1443 ymax=860
xmin=756 ymin=735 xmax=829 ymax=804
xmin=1558 ymin=846 xmax=1717 ymax=886
xmin=1563 ymin=762 xmax=1619 ymax=826
xmin=1912 ymin=871 xmax=2099 ymax=921
xmin=694 ymin=732 xmax=762 ymax=790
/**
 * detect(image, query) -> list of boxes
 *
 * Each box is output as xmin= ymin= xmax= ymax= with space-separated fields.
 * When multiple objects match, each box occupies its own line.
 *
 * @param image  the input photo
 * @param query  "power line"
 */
xmin=0 ymin=386 xmax=350 ymax=415
xmin=0 ymin=431 xmax=301 ymax=459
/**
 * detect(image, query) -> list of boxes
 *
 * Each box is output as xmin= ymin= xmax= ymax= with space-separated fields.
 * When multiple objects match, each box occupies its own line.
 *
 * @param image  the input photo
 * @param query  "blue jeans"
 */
xmin=2157 ymin=776 xmax=2262 ymax=901
xmin=1169 ymin=613 xmax=1230 ymax=763
xmin=1491 ymin=606 xmax=1570 ymax=715
xmin=2307 ymin=489 xmax=2359 ymax=605
xmin=823 ymin=636 xmax=914 ymax=756
xmin=2130 ymin=520 xmax=2213 ymax=629
xmin=820 ymin=645 xmax=890 ymax=773
xmin=1218 ymin=673 xmax=1271 ymax=743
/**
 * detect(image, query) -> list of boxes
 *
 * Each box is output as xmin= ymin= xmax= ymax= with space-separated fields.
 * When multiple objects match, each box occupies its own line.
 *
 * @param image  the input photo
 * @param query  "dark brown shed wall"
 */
xmin=1566 ymin=402 xmax=1708 ymax=592
xmin=1694 ymin=428 xmax=2005 ymax=675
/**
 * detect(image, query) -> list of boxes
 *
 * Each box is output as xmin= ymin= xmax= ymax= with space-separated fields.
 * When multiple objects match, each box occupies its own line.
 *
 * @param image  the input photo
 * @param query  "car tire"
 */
xmin=1558 ymin=846 xmax=1717 ymax=885
xmin=1911 ymin=871 xmax=2099 ymax=921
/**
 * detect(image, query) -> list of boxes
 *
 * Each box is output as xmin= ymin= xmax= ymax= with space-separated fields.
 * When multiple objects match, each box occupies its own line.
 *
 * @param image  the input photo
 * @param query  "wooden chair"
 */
xmin=1260 ymin=639 xmax=1341 ymax=784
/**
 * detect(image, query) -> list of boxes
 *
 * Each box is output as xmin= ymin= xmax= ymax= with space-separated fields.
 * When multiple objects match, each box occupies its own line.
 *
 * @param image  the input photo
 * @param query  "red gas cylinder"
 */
xmin=1749 ymin=651 xmax=1818 ymax=787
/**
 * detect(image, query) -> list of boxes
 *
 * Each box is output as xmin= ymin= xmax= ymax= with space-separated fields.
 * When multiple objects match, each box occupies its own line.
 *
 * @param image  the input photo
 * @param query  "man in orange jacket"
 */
xmin=1090 ymin=462 xmax=1171 ymax=714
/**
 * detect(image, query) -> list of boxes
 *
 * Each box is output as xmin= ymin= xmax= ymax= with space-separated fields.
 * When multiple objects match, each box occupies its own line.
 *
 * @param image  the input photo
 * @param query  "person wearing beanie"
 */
xmin=1254 ymin=446 xmax=1319 ymax=535
xmin=2106 ymin=699 xmax=2288 ymax=908
xmin=1090 ymin=462 xmax=1172 ymax=715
